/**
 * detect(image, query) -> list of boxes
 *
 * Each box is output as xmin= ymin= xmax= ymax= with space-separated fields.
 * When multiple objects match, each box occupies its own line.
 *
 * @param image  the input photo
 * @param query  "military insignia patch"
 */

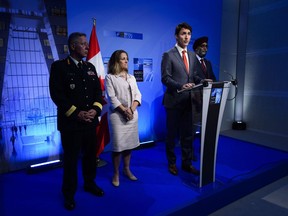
xmin=87 ymin=71 xmax=96 ymax=76
xmin=70 ymin=84 xmax=75 ymax=89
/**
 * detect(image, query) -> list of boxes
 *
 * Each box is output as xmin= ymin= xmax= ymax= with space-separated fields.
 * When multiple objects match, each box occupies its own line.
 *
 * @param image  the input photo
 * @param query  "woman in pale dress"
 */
xmin=105 ymin=50 xmax=141 ymax=187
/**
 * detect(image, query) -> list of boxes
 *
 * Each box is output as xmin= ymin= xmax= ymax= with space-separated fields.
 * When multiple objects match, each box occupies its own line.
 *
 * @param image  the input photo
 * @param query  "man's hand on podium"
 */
xmin=182 ymin=82 xmax=195 ymax=90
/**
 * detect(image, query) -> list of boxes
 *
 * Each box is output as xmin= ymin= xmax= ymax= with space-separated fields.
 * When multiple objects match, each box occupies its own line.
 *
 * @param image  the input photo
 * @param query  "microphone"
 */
xmin=231 ymin=79 xmax=238 ymax=86
xmin=223 ymin=70 xmax=238 ymax=100
xmin=209 ymin=64 xmax=237 ymax=86
xmin=202 ymin=80 xmax=209 ymax=87
xmin=224 ymin=71 xmax=237 ymax=87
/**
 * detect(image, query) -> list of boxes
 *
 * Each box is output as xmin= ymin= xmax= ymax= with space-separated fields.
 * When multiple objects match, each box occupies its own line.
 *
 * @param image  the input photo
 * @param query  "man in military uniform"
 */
xmin=49 ymin=32 xmax=104 ymax=210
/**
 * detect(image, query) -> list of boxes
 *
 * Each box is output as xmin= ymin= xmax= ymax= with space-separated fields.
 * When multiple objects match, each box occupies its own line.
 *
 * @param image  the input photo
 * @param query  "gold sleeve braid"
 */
xmin=93 ymin=102 xmax=103 ymax=110
xmin=65 ymin=105 xmax=77 ymax=117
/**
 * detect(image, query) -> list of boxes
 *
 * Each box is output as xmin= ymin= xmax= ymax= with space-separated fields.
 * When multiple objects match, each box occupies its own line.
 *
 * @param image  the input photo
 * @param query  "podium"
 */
xmin=199 ymin=81 xmax=231 ymax=187
xmin=179 ymin=81 xmax=231 ymax=187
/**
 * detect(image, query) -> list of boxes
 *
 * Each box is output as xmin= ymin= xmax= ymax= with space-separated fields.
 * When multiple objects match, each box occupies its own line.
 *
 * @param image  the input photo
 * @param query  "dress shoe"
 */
xmin=123 ymin=169 xmax=138 ymax=181
xmin=181 ymin=164 xmax=200 ymax=175
xmin=168 ymin=164 xmax=178 ymax=175
xmin=112 ymin=180 xmax=120 ymax=187
xmin=84 ymin=184 xmax=104 ymax=196
xmin=112 ymin=175 xmax=120 ymax=187
xmin=64 ymin=198 xmax=75 ymax=210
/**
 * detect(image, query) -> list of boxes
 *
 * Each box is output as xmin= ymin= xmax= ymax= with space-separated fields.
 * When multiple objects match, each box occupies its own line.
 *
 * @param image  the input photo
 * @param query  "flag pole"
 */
xmin=92 ymin=17 xmax=96 ymax=26
xmin=90 ymin=17 xmax=108 ymax=168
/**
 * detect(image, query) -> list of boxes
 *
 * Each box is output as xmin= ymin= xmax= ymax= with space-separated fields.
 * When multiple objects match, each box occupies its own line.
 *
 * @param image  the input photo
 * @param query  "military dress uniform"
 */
xmin=49 ymin=56 xmax=103 ymax=201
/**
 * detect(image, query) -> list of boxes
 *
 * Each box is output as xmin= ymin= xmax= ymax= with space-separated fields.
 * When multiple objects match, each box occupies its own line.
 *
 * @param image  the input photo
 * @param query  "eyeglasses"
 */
xmin=200 ymin=44 xmax=208 ymax=48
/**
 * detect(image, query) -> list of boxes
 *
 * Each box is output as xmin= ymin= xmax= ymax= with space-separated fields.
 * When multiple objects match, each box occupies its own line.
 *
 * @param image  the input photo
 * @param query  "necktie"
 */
xmin=182 ymin=50 xmax=189 ymax=73
xmin=78 ymin=61 xmax=83 ymax=70
xmin=200 ymin=58 xmax=207 ymax=77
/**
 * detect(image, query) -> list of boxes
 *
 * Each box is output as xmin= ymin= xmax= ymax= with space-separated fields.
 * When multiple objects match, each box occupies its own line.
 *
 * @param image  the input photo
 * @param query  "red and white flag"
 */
xmin=87 ymin=20 xmax=110 ymax=157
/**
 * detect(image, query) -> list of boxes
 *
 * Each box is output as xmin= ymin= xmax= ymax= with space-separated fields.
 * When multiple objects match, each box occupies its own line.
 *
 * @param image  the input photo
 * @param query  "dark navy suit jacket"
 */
xmin=193 ymin=58 xmax=216 ymax=83
xmin=161 ymin=47 xmax=199 ymax=109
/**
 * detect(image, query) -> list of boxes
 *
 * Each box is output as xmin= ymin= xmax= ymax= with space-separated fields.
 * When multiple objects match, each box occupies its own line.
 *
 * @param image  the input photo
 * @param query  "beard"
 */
xmin=196 ymin=50 xmax=207 ymax=58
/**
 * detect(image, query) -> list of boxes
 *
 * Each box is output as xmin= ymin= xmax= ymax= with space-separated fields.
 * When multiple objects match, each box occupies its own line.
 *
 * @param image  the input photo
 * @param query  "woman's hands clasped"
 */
xmin=123 ymin=107 xmax=134 ymax=121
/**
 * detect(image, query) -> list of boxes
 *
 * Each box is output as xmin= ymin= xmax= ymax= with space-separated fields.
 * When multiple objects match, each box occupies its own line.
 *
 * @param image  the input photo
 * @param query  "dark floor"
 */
xmin=209 ymin=175 xmax=288 ymax=216
xmin=1 ymin=134 xmax=288 ymax=216
xmin=208 ymin=130 xmax=288 ymax=216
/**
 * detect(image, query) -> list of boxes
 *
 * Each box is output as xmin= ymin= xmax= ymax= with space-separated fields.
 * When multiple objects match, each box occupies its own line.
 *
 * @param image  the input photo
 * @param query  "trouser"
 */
xmin=61 ymin=128 xmax=97 ymax=198
xmin=165 ymin=108 xmax=194 ymax=167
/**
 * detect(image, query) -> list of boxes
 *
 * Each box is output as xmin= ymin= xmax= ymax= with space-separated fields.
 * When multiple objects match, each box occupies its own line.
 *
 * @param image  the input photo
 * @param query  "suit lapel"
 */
xmin=172 ymin=47 xmax=189 ymax=75
xmin=187 ymin=51 xmax=196 ymax=75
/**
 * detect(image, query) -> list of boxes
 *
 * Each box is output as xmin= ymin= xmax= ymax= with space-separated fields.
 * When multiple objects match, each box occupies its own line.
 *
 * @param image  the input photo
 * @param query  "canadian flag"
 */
xmin=87 ymin=20 xmax=110 ymax=157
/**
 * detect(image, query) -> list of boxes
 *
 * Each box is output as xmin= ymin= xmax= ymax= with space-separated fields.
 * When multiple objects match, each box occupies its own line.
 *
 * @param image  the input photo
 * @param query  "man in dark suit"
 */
xmin=161 ymin=22 xmax=200 ymax=176
xmin=192 ymin=36 xmax=217 ymax=133
xmin=193 ymin=36 xmax=216 ymax=83
xmin=49 ymin=32 xmax=104 ymax=210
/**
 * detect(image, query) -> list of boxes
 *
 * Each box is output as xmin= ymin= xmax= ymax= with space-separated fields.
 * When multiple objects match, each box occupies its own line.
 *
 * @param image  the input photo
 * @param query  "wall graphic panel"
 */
xmin=0 ymin=0 xmax=67 ymax=173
